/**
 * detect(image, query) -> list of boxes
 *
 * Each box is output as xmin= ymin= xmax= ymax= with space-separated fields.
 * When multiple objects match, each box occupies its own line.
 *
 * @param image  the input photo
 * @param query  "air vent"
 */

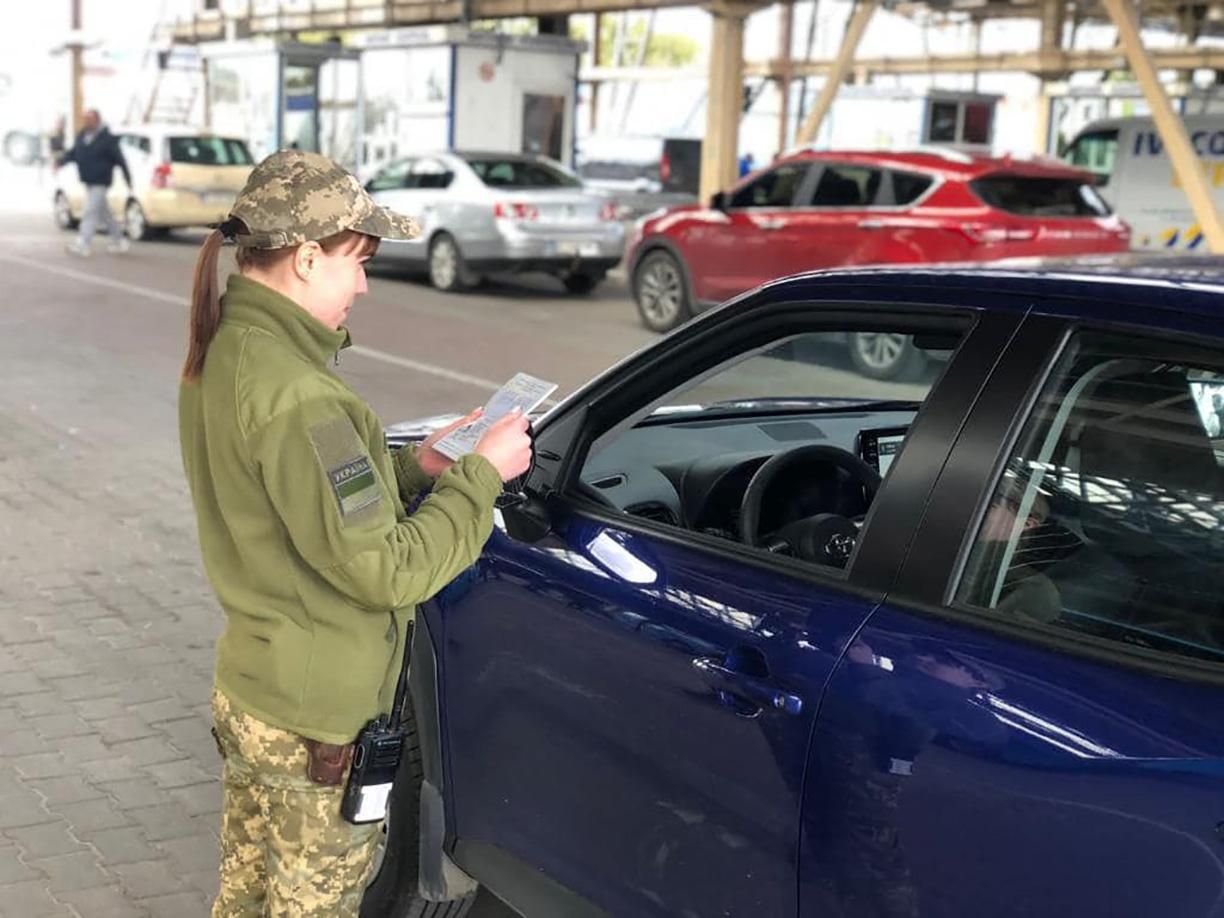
xmin=627 ymin=502 xmax=678 ymax=526
xmin=590 ymin=474 xmax=627 ymax=490
xmin=759 ymin=421 xmax=826 ymax=442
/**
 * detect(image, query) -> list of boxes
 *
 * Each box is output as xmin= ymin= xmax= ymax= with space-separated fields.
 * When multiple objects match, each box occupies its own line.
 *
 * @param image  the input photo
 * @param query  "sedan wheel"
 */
xmin=428 ymin=234 xmax=476 ymax=292
xmin=847 ymin=332 xmax=925 ymax=381
xmin=54 ymin=193 xmax=78 ymax=231
xmin=634 ymin=250 xmax=692 ymax=333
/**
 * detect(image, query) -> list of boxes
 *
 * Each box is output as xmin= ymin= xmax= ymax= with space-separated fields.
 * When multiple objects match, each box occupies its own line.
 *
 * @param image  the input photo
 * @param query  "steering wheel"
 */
xmin=739 ymin=445 xmax=882 ymax=566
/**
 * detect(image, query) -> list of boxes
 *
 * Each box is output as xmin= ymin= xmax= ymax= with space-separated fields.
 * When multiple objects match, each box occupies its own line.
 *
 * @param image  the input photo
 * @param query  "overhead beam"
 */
xmin=746 ymin=46 xmax=1224 ymax=78
xmin=1100 ymin=0 xmax=1224 ymax=253
xmin=794 ymin=1 xmax=878 ymax=146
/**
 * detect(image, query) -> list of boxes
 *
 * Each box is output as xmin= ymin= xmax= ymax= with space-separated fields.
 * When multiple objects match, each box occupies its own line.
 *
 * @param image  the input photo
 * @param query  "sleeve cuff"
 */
xmin=395 ymin=445 xmax=435 ymax=495
xmin=453 ymin=453 xmax=504 ymax=502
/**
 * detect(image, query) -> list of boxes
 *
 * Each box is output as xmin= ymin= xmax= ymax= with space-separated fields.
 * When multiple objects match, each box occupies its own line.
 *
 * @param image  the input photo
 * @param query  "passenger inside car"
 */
xmin=977 ymin=477 xmax=1063 ymax=624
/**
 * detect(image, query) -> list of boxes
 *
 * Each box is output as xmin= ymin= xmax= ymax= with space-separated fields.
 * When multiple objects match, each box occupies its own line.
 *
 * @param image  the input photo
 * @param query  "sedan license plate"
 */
xmin=558 ymin=242 xmax=601 ymax=257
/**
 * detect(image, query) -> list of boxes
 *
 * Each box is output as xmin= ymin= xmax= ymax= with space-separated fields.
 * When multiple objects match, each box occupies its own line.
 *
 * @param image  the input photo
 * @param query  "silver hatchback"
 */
xmin=366 ymin=151 xmax=625 ymax=294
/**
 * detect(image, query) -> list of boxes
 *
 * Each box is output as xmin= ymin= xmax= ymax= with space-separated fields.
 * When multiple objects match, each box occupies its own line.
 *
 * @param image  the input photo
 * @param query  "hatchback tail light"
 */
xmin=494 ymin=202 xmax=539 ymax=221
xmin=959 ymin=223 xmax=1037 ymax=244
xmin=600 ymin=201 xmax=619 ymax=221
xmin=151 ymin=162 xmax=173 ymax=189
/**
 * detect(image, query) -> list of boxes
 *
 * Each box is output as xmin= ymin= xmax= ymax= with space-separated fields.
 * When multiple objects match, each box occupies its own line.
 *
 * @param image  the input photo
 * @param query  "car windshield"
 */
xmin=465 ymin=157 xmax=581 ymax=189
xmin=168 ymin=136 xmax=254 ymax=166
xmin=971 ymin=173 xmax=1110 ymax=217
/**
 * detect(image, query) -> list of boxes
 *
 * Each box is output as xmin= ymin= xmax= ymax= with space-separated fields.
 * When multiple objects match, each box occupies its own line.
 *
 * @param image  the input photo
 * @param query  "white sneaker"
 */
xmin=65 ymin=241 xmax=91 ymax=257
xmin=107 ymin=237 xmax=131 ymax=255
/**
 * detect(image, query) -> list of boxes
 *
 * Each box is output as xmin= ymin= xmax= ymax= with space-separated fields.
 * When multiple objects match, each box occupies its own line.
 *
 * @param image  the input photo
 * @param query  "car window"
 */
xmin=957 ymin=331 xmax=1224 ymax=665
xmin=579 ymin=325 xmax=965 ymax=573
xmin=808 ymin=165 xmax=883 ymax=208
xmin=168 ymin=136 xmax=253 ymax=166
xmin=891 ymin=170 xmax=935 ymax=206
xmin=120 ymin=134 xmax=151 ymax=156
xmin=411 ymin=158 xmax=454 ymax=190
xmin=368 ymin=160 xmax=413 ymax=192
xmin=1065 ymin=130 xmax=1119 ymax=187
xmin=728 ymin=163 xmax=809 ymax=208
xmin=970 ymin=174 xmax=1111 ymax=217
xmin=466 ymin=157 xmax=581 ymax=189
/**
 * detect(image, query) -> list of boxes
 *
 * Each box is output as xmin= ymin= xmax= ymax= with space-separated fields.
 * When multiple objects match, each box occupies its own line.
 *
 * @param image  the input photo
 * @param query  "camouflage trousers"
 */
xmin=210 ymin=689 xmax=382 ymax=917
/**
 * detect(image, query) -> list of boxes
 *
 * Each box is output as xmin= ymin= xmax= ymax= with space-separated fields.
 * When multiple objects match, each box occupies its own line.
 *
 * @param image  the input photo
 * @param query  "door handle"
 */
xmin=857 ymin=219 xmax=886 ymax=230
xmin=756 ymin=218 xmax=786 ymax=231
xmin=692 ymin=656 xmax=804 ymax=716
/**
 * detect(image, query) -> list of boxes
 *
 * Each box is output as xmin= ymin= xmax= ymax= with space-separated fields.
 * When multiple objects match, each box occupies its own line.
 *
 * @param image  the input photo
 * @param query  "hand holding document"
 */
xmin=431 ymin=373 xmax=558 ymax=463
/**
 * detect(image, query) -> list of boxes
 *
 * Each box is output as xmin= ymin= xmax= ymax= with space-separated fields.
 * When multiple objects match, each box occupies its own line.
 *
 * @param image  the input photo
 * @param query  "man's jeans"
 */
xmin=79 ymin=185 xmax=124 ymax=249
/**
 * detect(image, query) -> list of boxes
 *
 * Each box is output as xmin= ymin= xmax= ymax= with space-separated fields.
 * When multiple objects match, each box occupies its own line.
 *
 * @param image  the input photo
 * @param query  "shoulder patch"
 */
xmin=308 ymin=416 xmax=384 ymax=524
xmin=328 ymin=456 xmax=380 ymax=515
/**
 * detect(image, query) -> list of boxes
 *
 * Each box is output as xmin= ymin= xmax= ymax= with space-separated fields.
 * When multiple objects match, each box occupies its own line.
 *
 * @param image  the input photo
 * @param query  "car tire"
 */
xmin=847 ymin=332 xmax=927 ymax=381
xmin=428 ymin=234 xmax=477 ymax=293
xmin=633 ymin=249 xmax=692 ymax=333
xmin=53 ymin=192 xmax=79 ymax=231
xmin=359 ymin=694 xmax=478 ymax=918
xmin=562 ymin=272 xmax=603 ymax=295
xmin=124 ymin=200 xmax=152 ymax=241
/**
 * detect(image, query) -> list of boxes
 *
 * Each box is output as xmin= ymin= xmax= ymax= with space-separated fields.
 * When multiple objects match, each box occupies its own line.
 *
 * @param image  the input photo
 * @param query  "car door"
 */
xmin=803 ymin=309 xmax=1224 ymax=918
xmin=767 ymin=162 xmax=889 ymax=275
xmin=365 ymin=158 xmax=424 ymax=262
xmin=432 ymin=288 xmax=1025 ymax=917
xmin=112 ymin=133 xmax=151 ymax=221
xmin=695 ymin=161 xmax=815 ymax=302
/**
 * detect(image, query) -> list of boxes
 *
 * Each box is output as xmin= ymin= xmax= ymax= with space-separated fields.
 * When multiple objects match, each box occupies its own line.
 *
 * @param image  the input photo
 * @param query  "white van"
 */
xmin=1064 ymin=116 xmax=1224 ymax=251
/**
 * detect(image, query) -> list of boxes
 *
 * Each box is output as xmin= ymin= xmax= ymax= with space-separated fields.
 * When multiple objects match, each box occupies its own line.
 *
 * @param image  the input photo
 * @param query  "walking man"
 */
xmin=57 ymin=109 xmax=132 ymax=256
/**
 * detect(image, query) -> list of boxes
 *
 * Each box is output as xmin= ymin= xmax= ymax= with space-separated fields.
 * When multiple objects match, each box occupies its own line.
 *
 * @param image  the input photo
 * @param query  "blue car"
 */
xmin=363 ymin=264 xmax=1224 ymax=918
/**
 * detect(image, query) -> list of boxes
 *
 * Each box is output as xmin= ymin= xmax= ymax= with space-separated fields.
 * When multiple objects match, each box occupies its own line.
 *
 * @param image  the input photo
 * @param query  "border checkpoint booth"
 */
xmin=198 ymin=29 xmax=584 ymax=181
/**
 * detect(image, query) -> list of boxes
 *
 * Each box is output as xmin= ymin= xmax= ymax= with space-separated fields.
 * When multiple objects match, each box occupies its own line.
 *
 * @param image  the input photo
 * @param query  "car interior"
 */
xmin=963 ymin=356 xmax=1224 ymax=663
xmin=577 ymin=330 xmax=957 ymax=571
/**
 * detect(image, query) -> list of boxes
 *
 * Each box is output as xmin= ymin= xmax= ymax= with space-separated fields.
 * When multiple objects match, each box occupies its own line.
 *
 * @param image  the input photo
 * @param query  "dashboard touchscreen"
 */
xmin=859 ymin=427 xmax=909 ymax=476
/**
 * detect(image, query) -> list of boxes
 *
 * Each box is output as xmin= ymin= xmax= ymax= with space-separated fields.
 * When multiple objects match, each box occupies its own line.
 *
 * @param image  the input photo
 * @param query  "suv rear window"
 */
xmin=168 ymin=137 xmax=254 ymax=166
xmin=971 ymin=174 xmax=1110 ymax=217
xmin=466 ymin=157 xmax=580 ymax=189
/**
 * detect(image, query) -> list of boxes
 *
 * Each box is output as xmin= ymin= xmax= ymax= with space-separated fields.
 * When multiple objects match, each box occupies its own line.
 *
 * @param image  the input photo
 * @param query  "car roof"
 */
xmin=762 ymin=256 xmax=1224 ymax=323
xmin=779 ymin=148 xmax=1092 ymax=181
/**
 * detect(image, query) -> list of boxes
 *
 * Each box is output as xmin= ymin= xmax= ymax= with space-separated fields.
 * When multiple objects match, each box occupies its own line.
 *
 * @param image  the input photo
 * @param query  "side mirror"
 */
xmin=499 ymin=492 xmax=553 ymax=544
xmin=710 ymin=191 xmax=728 ymax=212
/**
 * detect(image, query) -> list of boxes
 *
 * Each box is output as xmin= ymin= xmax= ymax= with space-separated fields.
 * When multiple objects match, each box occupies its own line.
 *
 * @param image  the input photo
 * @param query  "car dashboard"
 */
xmin=580 ymin=409 xmax=918 ymax=543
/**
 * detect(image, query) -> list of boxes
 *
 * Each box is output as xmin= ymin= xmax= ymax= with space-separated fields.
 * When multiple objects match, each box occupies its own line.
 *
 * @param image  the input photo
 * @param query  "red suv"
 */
xmin=627 ymin=149 xmax=1131 ymax=336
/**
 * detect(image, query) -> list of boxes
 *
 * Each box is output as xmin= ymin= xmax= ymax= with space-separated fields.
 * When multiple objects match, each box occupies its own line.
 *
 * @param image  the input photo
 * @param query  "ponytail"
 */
xmin=182 ymin=229 xmax=224 ymax=382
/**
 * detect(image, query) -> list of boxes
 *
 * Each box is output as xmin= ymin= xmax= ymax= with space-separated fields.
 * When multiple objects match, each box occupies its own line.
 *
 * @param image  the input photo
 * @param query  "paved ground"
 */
xmin=0 ymin=168 xmax=655 ymax=917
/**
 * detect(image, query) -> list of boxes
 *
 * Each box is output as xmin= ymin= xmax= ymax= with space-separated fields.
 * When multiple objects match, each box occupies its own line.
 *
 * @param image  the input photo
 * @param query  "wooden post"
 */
xmin=1100 ymin=0 xmax=1224 ymax=253
xmin=70 ymin=0 xmax=84 ymax=134
xmin=700 ymin=2 xmax=748 ymax=203
xmin=777 ymin=0 xmax=793 ymax=155
xmin=794 ymin=0 xmax=876 ymax=147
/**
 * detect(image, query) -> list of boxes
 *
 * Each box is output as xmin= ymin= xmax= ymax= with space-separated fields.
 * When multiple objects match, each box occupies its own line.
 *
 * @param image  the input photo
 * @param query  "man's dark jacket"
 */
xmin=58 ymin=127 xmax=131 ymax=188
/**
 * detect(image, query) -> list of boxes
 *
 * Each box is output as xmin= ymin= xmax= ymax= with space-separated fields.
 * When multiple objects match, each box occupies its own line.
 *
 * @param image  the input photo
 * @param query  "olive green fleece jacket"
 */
xmin=179 ymin=275 xmax=502 ymax=744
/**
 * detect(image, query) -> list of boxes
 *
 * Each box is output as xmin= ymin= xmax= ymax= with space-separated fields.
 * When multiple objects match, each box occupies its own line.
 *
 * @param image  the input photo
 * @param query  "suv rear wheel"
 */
xmin=847 ymin=332 xmax=926 ymax=381
xmin=634 ymin=249 xmax=691 ymax=333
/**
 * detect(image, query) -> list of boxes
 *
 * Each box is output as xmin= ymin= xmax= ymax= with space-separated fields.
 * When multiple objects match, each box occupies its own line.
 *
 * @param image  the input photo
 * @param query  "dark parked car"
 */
xmin=364 ymin=263 xmax=1224 ymax=918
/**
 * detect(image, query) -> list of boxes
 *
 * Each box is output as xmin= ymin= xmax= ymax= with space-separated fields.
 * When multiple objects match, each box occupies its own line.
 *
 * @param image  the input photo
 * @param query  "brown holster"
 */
xmin=304 ymin=739 xmax=354 ymax=786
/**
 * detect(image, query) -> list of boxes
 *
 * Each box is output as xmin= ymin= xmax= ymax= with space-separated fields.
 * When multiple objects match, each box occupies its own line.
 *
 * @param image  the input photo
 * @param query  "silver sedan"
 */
xmin=366 ymin=151 xmax=625 ymax=294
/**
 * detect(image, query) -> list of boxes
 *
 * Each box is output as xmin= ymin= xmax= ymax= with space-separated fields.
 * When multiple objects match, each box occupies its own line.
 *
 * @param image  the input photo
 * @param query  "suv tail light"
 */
xmin=151 ymin=162 xmax=173 ymax=189
xmin=660 ymin=151 xmax=671 ymax=183
xmin=494 ymin=202 xmax=539 ymax=221
xmin=600 ymin=201 xmax=619 ymax=221
xmin=959 ymin=223 xmax=1037 ymax=244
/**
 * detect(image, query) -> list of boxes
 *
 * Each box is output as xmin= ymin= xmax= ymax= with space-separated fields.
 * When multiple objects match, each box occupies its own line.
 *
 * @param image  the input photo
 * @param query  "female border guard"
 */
xmin=178 ymin=150 xmax=531 ymax=916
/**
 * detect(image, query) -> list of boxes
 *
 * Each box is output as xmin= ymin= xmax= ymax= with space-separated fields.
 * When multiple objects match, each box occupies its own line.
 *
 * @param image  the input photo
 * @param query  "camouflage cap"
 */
xmin=227 ymin=149 xmax=419 ymax=249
